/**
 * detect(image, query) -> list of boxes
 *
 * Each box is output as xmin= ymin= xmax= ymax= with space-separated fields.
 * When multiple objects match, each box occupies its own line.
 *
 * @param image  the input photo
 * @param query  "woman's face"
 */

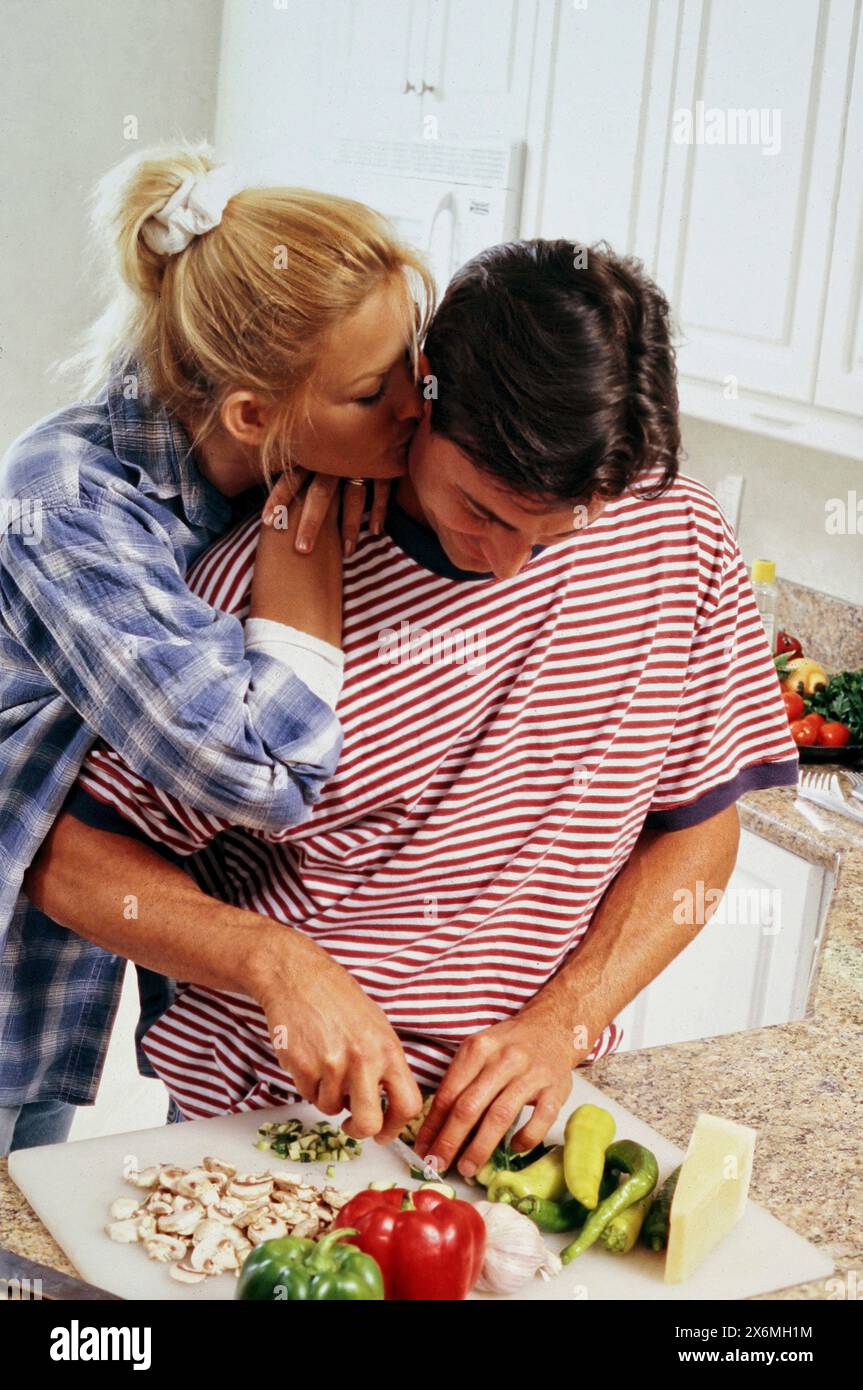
xmin=291 ymin=278 xmax=424 ymax=479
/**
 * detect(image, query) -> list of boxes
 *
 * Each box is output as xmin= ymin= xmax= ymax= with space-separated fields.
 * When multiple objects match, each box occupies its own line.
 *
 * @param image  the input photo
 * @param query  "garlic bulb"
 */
xmin=474 ymin=1200 xmax=562 ymax=1294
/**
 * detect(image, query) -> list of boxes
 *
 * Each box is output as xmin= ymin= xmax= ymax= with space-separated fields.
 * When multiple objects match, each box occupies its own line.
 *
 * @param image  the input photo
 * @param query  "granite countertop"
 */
xmin=590 ymin=773 xmax=863 ymax=1301
xmin=2 ymin=776 xmax=861 ymax=1300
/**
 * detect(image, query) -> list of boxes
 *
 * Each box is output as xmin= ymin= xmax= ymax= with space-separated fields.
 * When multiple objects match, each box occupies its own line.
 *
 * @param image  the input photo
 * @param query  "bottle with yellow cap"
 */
xmin=751 ymin=559 xmax=777 ymax=652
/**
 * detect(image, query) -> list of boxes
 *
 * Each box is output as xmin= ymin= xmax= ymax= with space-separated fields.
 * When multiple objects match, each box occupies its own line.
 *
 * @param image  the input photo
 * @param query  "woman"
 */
xmin=0 ymin=143 xmax=433 ymax=1152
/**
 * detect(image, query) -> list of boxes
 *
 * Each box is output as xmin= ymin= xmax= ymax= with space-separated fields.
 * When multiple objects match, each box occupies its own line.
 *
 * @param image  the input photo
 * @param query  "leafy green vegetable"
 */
xmin=806 ymin=668 xmax=863 ymax=742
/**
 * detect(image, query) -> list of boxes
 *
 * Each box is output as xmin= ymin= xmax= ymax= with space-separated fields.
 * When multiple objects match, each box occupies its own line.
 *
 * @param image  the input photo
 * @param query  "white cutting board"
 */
xmin=9 ymin=1074 xmax=833 ymax=1301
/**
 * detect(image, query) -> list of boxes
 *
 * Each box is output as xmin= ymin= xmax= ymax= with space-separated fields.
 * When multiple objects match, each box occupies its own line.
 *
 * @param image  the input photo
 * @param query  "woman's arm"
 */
xmin=0 ymin=488 xmax=343 ymax=835
xmin=249 ymin=486 xmax=342 ymax=646
xmin=25 ymin=811 xmax=423 ymax=1142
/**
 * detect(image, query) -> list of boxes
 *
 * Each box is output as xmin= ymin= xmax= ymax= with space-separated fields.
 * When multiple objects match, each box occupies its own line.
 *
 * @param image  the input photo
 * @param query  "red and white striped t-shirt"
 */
xmin=75 ymin=474 xmax=798 ymax=1118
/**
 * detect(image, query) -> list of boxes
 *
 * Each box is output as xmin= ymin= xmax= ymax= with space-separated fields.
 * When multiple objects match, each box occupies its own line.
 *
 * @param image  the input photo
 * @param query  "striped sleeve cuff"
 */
xmin=643 ymin=758 xmax=799 ymax=831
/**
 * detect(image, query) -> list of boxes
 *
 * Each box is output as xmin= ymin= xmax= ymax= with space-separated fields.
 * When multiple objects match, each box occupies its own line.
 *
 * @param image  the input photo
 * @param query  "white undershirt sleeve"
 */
xmin=244 ymin=618 xmax=345 ymax=710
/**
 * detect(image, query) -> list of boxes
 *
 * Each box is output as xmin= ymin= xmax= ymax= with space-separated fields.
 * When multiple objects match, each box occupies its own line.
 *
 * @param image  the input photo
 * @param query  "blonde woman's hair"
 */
xmin=62 ymin=143 xmax=435 ymax=480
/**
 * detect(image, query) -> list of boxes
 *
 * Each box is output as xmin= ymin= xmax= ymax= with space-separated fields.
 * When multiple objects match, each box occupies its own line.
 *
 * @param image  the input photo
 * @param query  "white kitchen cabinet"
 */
xmin=524 ymin=0 xmax=654 ymax=254
xmin=216 ymin=0 xmax=545 ymax=294
xmin=653 ymin=0 xmax=855 ymax=405
xmin=613 ymin=828 xmax=836 ymax=1052
xmin=323 ymin=0 xmax=428 ymax=140
xmin=217 ymin=0 xmax=860 ymax=452
xmin=531 ymin=0 xmax=863 ymax=460
xmin=319 ymin=0 xmax=538 ymax=144
xmin=816 ymin=10 xmax=863 ymax=415
xmin=420 ymin=0 xmax=539 ymax=141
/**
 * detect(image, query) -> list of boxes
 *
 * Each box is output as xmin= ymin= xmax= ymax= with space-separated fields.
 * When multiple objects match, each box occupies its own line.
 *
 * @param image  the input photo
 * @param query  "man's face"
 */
xmin=404 ymin=412 xmax=606 ymax=579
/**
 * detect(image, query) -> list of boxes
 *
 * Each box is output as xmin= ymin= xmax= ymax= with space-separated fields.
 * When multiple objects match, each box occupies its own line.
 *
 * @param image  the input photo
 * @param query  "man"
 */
xmin=26 ymin=241 xmax=798 ymax=1174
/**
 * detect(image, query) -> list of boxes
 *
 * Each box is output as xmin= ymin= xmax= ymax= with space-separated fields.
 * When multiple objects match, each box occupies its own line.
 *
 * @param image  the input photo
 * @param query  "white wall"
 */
xmin=0 ymin=0 xmax=223 ymax=449
xmin=215 ymin=0 xmax=330 ymax=187
xmin=681 ymin=415 xmax=863 ymax=608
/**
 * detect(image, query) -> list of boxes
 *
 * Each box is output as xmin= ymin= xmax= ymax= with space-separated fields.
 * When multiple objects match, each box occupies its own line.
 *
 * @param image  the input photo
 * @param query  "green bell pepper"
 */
xmin=235 ymin=1228 xmax=384 ymax=1301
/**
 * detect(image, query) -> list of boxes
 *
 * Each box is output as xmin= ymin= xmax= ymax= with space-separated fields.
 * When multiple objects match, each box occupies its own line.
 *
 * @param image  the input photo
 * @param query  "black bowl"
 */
xmin=797 ymin=744 xmax=863 ymax=766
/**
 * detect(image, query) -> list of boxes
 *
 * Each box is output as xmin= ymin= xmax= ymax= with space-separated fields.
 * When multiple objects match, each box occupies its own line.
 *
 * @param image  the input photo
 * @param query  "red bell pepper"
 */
xmin=336 ymin=1188 xmax=485 ymax=1300
xmin=776 ymin=630 xmax=803 ymax=659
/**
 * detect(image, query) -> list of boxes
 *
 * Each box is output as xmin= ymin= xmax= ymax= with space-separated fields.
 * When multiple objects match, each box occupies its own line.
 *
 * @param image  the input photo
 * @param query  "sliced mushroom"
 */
xmin=322 ymin=1188 xmax=351 ymax=1210
xmin=109 ymin=1197 xmax=143 ymax=1221
xmin=209 ymin=1197 xmax=245 ymax=1223
xmin=157 ymin=1165 xmax=187 ymax=1193
xmin=212 ymin=1239 xmax=241 ymax=1272
xmin=108 ymin=1153 xmax=358 ymax=1288
xmin=233 ymin=1237 xmax=253 ymax=1265
xmin=246 ymin=1214 xmax=289 ymax=1244
xmin=189 ymin=1232 xmax=234 ymax=1274
xmin=269 ymin=1189 xmax=302 ymax=1212
xmin=170 ymin=1261 xmax=208 ymax=1286
xmin=200 ymin=1221 xmax=248 ymax=1251
xmin=192 ymin=1217 xmax=231 ymax=1246
xmin=175 ymin=1168 xmax=221 ymax=1205
xmin=203 ymin=1156 xmax=237 ymax=1178
xmin=125 ymin=1166 xmax=160 ymax=1190
xmin=144 ymin=1193 xmax=175 ymax=1217
xmin=233 ymin=1203 xmax=270 ymax=1231
xmin=106 ymin=1218 xmax=140 ymax=1243
xmin=143 ymin=1234 xmax=189 ymax=1263
xmin=288 ymin=1215 xmax=320 ymax=1239
xmin=158 ymin=1198 xmax=204 ymax=1237
xmin=228 ymin=1174 xmax=274 ymax=1204
xmin=270 ymin=1172 xmax=303 ymax=1192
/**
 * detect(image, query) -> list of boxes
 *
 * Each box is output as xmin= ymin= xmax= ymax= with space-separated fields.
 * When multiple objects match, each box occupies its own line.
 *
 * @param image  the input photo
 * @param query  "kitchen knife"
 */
xmin=0 ymin=1246 xmax=124 ymax=1301
xmin=389 ymin=1136 xmax=447 ymax=1182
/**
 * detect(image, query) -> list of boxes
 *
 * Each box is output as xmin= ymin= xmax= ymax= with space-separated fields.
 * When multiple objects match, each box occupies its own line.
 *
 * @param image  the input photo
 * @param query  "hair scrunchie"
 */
xmin=141 ymin=164 xmax=242 ymax=256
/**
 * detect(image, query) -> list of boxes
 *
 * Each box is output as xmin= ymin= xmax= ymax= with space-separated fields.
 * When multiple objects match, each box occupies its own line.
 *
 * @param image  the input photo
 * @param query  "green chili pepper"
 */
xmin=560 ymin=1140 xmax=659 ymax=1263
xmin=487 ymin=1145 xmax=568 ymax=1203
xmin=475 ymin=1140 xmax=547 ymax=1189
xmin=514 ymin=1164 xmax=618 ymax=1232
xmin=514 ymin=1194 xmax=589 ymax=1233
xmin=641 ymin=1165 xmax=682 ymax=1252
xmin=563 ymin=1104 xmax=616 ymax=1208
xmin=598 ymin=1190 xmax=654 ymax=1253
xmin=235 ymin=1228 xmax=384 ymax=1301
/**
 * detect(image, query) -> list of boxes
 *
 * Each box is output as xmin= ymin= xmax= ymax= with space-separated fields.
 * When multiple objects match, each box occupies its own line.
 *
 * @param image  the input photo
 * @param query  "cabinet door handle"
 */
xmin=403 ymin=79 xmax=417 ymax=94
xmin=420 ymin=81 xmax=435 ymax=94
xmin=750 ymin=412 xmax=800 ymax=429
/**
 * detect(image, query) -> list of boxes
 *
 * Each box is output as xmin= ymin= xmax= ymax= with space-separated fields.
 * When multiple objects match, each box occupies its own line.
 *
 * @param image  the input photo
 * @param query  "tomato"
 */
xmin=790 ymin=720 xmax=817 ymax=746
xmin=817 ymin=722 xmax=851 ymax=748
xmin=801 ymin=711 xmax=825 ymax=731
xmin=782 ymin=692 xmax=805 ymax=721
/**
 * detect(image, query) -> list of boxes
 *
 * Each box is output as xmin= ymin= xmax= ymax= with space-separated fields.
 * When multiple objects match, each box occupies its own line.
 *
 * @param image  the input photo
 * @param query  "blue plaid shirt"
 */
xmin=0 ymin=359 xmax=343 ymax=1106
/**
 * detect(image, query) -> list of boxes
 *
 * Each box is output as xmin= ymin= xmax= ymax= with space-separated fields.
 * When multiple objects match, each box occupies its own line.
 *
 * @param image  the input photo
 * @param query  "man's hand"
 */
xmin=412 ymin=1002 xmax=581 ymax=1179
xmin=253 ymin=932 xmax=424 ymax=1144
xmin=262 ymin=470 xmax=391 ymax=555
xmin=25 ymin=813 xmax=424 ymax=1145
xmin=414 ymin=805 xmax=741 ymax=1180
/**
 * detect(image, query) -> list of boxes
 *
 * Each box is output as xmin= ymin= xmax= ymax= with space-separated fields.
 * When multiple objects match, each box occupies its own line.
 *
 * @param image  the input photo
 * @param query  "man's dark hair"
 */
xmin=423 ymin=239 xmax=680 ymax=503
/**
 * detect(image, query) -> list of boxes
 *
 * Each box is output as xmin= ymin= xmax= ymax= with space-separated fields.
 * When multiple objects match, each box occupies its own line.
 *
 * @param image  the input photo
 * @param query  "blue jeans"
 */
xmin=0 ymin=1098 xmax=77 ymax=1155
xmin=0 ymin=1095 xmax=185 ymax=1155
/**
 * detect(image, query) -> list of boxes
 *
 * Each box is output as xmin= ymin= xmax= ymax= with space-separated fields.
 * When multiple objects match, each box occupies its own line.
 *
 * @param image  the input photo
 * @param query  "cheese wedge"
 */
xmin=665 ymin=1112 xmax=757 ymax=1284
